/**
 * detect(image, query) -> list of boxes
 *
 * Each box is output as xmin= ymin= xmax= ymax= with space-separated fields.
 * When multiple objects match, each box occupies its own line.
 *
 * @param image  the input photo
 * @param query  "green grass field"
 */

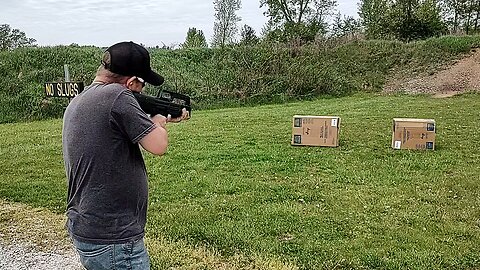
xmin=0 ymin=93 xmax=479 ymax=269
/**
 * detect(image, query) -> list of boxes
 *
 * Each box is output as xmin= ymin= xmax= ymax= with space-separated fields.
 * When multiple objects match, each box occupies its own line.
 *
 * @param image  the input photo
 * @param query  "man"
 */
xmin=62 ymin=41 xmax=188 ymax=270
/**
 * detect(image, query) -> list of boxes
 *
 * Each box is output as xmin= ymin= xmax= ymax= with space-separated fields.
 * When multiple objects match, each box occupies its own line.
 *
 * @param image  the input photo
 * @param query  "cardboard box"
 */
xmin=392 ymin=118 xmax=436 ymax=150
xmin=291 ymin=115 xmax=340 ymax=147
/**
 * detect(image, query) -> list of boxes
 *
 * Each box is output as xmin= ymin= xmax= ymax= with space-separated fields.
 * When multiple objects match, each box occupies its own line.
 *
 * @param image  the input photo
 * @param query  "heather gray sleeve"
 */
xmin=110 ymin=90 xmax=156 ymax=144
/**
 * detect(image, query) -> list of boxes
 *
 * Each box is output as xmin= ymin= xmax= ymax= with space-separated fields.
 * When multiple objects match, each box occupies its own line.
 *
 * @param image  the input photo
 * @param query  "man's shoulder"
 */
xmin=102 ymin=84 xmax=134 ymax=98
xmin=85 ymin=82 xmax=125 ymax=92
xmin=82 ymin=83 xmax=133 ymax=99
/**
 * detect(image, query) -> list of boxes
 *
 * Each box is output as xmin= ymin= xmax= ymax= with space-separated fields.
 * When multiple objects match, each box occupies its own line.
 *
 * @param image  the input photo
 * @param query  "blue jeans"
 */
xmin=73 ymin=238 xmax=150 ymax=270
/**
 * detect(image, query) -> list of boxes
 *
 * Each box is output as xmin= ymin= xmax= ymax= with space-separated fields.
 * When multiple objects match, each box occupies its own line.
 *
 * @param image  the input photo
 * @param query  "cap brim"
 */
xmin=145 ymin=71 xmax=164 ymax=86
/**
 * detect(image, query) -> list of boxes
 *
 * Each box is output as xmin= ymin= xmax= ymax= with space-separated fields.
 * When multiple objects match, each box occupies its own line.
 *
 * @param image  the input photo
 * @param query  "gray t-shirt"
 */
xmin=62 ymin=83 xmax=156 ymax=244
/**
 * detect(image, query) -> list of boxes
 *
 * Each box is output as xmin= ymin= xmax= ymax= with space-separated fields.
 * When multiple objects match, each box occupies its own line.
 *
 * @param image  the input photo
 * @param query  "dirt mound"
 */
xmin=384 ymin=50 xmax=480 ymax=98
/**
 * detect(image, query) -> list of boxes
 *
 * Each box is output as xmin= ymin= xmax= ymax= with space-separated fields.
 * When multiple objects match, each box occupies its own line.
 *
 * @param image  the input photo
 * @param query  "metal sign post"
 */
xmin=64 ymin=65 xmax=72 ymax=103
xmin=64 ymin=64 xmax=71 ymax=82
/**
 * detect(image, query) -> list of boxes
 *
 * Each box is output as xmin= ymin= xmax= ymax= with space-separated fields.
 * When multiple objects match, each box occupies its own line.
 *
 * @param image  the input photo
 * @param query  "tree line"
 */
xmin=0 ymin=24 xmax=36 ymax=50
xmin=3 ymin=0 xmax=480 ymax=51
xmin=187 ymin=0 xmax=480 ymax=47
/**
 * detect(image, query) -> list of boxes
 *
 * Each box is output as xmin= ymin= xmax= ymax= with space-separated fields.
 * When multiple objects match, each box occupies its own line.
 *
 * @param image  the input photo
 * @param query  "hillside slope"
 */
xmin=384 ymin=49 xmax=480 ymax=97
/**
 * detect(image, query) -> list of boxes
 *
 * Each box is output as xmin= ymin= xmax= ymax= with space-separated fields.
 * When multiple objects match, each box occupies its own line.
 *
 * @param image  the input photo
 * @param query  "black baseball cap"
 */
xmin=102 ymin=41 xmax=164 ymax=86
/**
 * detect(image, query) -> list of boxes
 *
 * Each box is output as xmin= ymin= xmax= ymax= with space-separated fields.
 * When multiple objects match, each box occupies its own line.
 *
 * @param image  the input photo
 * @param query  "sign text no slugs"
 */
xmin=44 ymin=82 xmax=84 ymax=98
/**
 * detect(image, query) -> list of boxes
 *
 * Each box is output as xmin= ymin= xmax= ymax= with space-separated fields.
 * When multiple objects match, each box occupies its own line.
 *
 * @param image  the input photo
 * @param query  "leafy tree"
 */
xmin=439 ymin=0 xmax=480 ymax=33
xmin=359 ymin=0 xmax=445 ymax=41
xmin=212 ymin=0 xmax=242 ymax=47
xmin=0 ymin=24 xmax=36 ymax=50
xmin=390 ymin=0 xmax=445 ymax=41
xmin=260 ymin=0 xmax=337 ymax=42
xmin=330 ymin=13 xmax=362 ymax=39
xmin=439 ymin=0 xmax=457 ymax=32
xmin=239 ymin=24 xmax=259 ymax=45
xmin=359 ymin=0 xmax=392 ymax=39
xmin=457 ymin=0 xmax=480 ymax=34
xmin=182 ymin=27 xmax=208 ymax=48
xmin=416 ymin=0 xmax=446 ymax=36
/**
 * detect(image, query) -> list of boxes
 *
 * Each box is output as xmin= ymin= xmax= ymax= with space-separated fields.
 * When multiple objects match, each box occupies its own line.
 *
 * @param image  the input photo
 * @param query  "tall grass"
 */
xmin=0 ymin=45 xmax=101 ymax=123
xmin=1 ymin=93 xmax=479 ymax=269
xmin=2 ymin=35 xmax=480 ymax=123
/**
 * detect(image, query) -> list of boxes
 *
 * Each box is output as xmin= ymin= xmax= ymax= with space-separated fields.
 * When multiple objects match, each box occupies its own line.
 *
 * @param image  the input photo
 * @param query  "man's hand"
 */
xmin=167 ymin=108 xmax=190 ymax=123
xmin=151 ymin=114 xmax=168 ymax=129
xmin=150 ymin=107 xmax=188 ymax=128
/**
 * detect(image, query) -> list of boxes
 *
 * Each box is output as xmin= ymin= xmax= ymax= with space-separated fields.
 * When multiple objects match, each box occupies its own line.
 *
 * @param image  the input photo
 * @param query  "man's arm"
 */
xmin=139 ymin=115 xmax=168 ymax=156
xmin=139 ymin=109 xmax=189 ymax=156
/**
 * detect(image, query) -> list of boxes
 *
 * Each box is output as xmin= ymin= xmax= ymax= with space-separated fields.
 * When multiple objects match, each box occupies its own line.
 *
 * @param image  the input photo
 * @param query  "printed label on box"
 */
xmin=427 ymin=123 xmax=435 ymax=132
xmin=331 ymin=118 xmax=338 ymax=127
xmin=294 ymin=118 xmax=302 ymax=127
xmin=394 ymin=141 xmax=401 ymax=149
xmin=293 ymin=135 xmax=302 ymax=144
xmin=426 ymin=142 xmax=434 ymax=149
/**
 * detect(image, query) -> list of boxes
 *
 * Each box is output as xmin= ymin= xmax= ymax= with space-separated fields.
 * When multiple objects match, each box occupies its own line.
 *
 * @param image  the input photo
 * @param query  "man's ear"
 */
xmin=126 ymin=76 xmax=136 ymax=87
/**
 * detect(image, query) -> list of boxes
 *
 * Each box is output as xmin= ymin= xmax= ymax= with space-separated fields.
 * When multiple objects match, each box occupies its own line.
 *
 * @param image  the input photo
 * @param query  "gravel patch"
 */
xmin=0 ymin=242 xmax=83 ymax=270
xmin=0 ymin=199 xmax=83 ymax=269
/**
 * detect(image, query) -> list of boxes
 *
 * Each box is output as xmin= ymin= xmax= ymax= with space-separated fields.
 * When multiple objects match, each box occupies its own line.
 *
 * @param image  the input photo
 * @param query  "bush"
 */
xmin=1 ymin=35 xmax=480 ymax=123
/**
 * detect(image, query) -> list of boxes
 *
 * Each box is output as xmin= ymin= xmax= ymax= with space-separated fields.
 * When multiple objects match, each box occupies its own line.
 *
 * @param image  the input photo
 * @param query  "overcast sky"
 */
xmin=2 ymin=0 xmax=359 ymax=47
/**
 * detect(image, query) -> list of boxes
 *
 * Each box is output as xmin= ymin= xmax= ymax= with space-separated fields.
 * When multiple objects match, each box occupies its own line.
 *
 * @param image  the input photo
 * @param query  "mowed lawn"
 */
xmin=0 ymin=93 xmax=479 ymax=269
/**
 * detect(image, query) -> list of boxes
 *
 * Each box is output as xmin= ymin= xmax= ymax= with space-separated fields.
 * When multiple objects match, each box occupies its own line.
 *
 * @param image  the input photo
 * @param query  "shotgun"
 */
xmin=132 ymin=90 xmax=191 ymax=118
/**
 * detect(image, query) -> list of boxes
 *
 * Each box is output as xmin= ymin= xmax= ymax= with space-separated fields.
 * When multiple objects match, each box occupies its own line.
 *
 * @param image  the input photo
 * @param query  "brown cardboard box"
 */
xmin=392 ymin=118 xmax=436 ymax=150
xmin=291 ymin=115 xmax=340 ymax=147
